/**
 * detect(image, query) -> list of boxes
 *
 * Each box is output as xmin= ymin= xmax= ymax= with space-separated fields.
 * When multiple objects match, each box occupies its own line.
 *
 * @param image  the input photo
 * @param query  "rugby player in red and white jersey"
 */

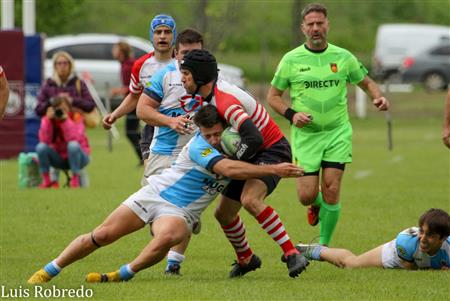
xmin=102 ymin=14 xmax=176 ymax=169
xmin=180 ymin=49 xmax=309 ymax=278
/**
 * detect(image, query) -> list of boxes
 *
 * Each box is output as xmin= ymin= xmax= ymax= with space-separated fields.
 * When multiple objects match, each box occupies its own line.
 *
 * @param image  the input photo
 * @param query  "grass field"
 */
xmin=1 ymin=88 xmax=449 ymax=300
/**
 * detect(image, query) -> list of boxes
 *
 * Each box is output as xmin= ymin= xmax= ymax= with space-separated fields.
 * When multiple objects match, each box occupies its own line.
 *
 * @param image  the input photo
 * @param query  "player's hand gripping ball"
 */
xmin=220 ymin=127 xmax=241 ymax=156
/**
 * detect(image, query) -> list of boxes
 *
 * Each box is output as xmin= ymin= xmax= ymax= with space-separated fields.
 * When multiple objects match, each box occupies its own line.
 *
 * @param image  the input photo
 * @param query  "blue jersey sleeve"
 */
xmin=395 ymin=232 xmax=419 ymax=262
xmin=143 ymin=63 xmax=174 ymax=102
xmin=189 ymin=134 xmax=224 ymax=171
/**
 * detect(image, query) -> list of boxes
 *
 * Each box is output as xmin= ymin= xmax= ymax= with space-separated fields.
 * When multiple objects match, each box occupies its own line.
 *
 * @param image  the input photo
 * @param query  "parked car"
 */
xmin=401 ymin=43 xmax=450 ymax=91
xmin=44 ymin=34 xmax=245 ymax=99
xmin=372 ymin=23 xmax=450 ymax=81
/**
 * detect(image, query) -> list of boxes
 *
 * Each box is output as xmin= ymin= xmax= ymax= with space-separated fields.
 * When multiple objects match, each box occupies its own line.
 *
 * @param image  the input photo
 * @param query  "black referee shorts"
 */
xmin=222 ymin=137 xmax=292 ymax=202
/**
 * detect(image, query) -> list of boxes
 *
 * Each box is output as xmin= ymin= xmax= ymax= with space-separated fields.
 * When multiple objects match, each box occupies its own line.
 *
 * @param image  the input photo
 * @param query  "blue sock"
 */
xmin=165 ymin=250 xmax=185 ymax=271
xmin=44 ymin=260 xmax=61 ymax=277
xmin=119 ymin=264 xmax=135 ymax=281
xmin=311 ymin=245 xmax=324 ymax=261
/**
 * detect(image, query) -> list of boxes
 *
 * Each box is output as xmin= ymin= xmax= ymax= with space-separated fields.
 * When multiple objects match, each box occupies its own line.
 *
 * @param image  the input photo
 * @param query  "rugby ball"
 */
xmin=220 ymin=127 xmax=241 ymax=156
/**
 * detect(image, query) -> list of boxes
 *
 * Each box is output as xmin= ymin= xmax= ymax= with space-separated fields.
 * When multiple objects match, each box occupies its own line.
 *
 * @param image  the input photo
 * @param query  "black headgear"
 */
xmin=180 ymin=49 xmax=218 ymax=87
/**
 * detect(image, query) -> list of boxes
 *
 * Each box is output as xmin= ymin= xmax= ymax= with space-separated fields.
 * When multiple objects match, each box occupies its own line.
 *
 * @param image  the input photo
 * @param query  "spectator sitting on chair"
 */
xmin=36 ymin=96 xmax=90 ymax=188
xmin=35 ymin=51 xmax=95 ymax=118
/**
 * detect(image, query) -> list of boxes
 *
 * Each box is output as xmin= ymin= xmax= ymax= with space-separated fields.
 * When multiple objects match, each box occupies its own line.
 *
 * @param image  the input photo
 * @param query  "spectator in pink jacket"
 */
xmin=35 ymin=51 xmax=95 ymax=117
xmin=36 ymin=96 xmax=90 ymax=188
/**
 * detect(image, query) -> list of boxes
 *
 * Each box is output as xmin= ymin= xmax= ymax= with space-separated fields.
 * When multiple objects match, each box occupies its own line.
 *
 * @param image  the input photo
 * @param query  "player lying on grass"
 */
xmin=293 ymin=208 xmax=449 ymax=270
xmin=27 ymin=105 xmax=305 ymax=284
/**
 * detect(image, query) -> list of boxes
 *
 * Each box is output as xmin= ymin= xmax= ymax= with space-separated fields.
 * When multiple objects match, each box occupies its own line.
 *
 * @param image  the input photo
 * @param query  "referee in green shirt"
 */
xmin=268 ymin=3 xmax=389 ymax=246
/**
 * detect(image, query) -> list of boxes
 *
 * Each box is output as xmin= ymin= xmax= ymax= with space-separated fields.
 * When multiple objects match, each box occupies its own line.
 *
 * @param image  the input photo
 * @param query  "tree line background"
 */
xmin=9 ymin=0 xmax=450 ymax=82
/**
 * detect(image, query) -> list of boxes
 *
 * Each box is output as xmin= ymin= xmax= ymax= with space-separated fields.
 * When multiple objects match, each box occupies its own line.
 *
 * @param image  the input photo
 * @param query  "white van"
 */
xmin=372 ymin=23 xmax=450 ymax=80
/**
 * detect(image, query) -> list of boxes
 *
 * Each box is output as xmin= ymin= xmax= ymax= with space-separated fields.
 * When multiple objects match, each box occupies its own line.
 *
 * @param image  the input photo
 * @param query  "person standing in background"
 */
xmin=110 ymin=41 xmax=142 ymax=164
xmin=268 ymin=3 xmax=389 ymax=247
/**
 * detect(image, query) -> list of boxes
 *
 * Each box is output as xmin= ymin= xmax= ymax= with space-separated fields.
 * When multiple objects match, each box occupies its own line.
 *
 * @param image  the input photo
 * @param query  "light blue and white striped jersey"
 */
xmin=396 ymin=227 xmax=450 ymax=269
xmin=143 ymin=62 xmax=202 ymax=155
xmin=146 ymin=132 xmax=229 ymax=218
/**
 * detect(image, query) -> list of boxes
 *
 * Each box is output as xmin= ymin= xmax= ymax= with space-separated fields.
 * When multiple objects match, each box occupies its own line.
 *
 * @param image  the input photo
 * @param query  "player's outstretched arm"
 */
xmin=213 ymin=159 xmax=303 ymax=180
xmin=102 ymin=93 xmax=140 ymax=129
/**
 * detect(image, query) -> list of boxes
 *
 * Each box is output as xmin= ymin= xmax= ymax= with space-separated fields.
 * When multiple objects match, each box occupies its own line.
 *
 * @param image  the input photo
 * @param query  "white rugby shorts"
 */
xmin=381 ymin=239 xmax=403 ymax=269
xmin=123 ymin=184 xmax=196 ymax=233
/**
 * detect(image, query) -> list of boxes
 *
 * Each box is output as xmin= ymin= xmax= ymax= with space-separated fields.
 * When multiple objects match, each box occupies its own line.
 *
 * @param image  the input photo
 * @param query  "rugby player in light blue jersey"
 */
xmin=136 ymin=28 xmax=204 ymax=275
xmin=295 ymin=208 xmax=449 ymax=270
xmin=27 ymin=105 xmax=304 ymax=284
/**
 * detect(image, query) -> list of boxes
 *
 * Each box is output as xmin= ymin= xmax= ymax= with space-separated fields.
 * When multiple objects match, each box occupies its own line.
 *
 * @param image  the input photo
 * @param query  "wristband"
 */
xmin=283 ymin=108 xmax=297 ymax=124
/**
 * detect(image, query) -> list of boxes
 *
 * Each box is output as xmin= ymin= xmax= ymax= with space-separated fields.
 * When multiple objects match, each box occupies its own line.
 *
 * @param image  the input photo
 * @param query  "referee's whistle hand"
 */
xmin=293 ymin=112 xmax=313 ymax=128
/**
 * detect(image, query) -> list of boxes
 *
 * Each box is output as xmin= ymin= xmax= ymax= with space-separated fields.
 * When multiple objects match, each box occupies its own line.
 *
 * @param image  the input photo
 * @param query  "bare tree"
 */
xmin=195 ymin=0 xmax=209 ymax=34
xmin=291 ymin=0 xmax=303 ymax=47
xmin=192 ymin=0 xmax=242 ymax=52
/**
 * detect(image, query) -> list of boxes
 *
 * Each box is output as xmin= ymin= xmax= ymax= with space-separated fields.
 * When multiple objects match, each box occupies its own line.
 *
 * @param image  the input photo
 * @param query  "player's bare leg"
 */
xmin=299 ymin=244 xmax=383 ymax=269
xmin=296 ymin=175 xmax=320 ymax=205
xmin=28 ymin=205 xmax=145 ymax=284
xmin=165 ymin=235 xmax=191 ymax=275
xmin=86 ymin=216 xmax=189 ymax=282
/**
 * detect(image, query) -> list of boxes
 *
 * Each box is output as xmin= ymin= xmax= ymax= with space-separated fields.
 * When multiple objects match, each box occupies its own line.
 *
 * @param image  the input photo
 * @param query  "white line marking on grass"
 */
xmin=353 ymin=170 xmax=373 ymax=179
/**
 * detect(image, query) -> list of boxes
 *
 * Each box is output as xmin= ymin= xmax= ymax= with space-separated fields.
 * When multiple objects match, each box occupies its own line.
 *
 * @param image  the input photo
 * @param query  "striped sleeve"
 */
xmin=128 ymin=53 xmax=153 ymax=95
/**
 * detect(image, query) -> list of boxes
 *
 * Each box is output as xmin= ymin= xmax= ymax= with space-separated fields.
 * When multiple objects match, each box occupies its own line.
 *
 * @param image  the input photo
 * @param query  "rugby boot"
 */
xmin=86 ymin=270 xmax=122 ymax=282
xmin=307 ymin=205 xmax=320 ymax=226
xmin=285 ymin=252 xmax=309 ymax=278
xmin=27 ymin=269 xmax=52 ymax=284
xmin=229 ymin=254 xmax=262 ymax=278
xmin=164 ymin=263 xmax=181 ymax=275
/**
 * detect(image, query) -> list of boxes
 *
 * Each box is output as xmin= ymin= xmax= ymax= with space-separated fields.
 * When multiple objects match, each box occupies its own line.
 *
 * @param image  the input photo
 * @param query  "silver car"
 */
xmin=401 ymin=43 xmax=450 ymax=91
xmin=44 ymin=34 xmax=245 ymax=99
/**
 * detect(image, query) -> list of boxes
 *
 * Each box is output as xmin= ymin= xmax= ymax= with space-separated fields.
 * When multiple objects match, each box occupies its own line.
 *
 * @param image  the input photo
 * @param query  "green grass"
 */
xmin=1 ymin=88 xmax=449 ymax=300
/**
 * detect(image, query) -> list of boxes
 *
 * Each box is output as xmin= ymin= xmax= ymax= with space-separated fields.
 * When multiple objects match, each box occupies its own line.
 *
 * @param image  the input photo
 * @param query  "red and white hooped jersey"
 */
xmin=210 ymin=79 xmax=284 ymax=149
xmin=128 ymin=52 xmax=176 ymax=95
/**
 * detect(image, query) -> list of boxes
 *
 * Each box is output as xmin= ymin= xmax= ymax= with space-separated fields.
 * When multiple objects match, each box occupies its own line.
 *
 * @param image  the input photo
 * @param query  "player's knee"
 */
xmin=156 ymin=232 xmax=183 ymax=248
xmin=322 ymin=186 xmax=339 ymax=204
xmin=240 ymin=196 xmax=262 ymax=216
xmin=77 ymin=233 xmax=93 ymax=246
xmin=92 ymin=227 xmax=115 ymax=246
xmin=298 ymin=191 xmax=317 ymax=205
